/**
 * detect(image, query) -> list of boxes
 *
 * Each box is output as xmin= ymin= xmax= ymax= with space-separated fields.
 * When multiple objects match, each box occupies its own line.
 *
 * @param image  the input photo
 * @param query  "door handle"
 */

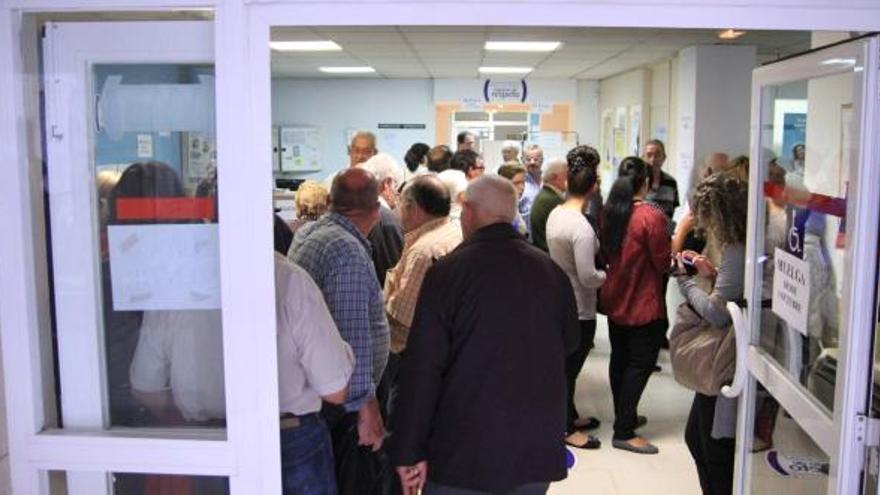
xmin=721 ymin=302 xmax=748 ymax=399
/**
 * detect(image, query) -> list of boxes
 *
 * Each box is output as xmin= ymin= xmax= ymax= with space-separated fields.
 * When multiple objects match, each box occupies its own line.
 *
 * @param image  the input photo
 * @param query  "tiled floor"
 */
xmin=549 ymin=315 xmax=704 ymax=495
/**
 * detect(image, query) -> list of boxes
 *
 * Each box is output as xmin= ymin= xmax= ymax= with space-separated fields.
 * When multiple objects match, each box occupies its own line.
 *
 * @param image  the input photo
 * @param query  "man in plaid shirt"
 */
xmin=289 ymin=168 xmax=390 ymax=459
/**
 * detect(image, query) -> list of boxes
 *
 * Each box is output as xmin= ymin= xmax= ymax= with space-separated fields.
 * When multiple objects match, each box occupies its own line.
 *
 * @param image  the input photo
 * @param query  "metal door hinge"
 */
xmin=856 ymin=414 xmax=880 ymax=447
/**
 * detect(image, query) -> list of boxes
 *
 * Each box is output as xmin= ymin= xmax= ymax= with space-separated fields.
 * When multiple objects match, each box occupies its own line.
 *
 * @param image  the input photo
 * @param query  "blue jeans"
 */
xmin=281 ymin=414 xmax=337 ymax=495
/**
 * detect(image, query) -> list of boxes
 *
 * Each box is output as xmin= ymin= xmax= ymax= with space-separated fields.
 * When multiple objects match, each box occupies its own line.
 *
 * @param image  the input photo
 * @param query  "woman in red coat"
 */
xmin=600 ymin=156 xmax=671 ymax=455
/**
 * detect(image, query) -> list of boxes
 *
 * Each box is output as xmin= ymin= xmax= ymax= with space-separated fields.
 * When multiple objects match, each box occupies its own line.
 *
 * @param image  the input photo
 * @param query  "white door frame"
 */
xmin=734 ymin=35 xmax=880 ymax=494
xmin=3 ymin=2 xmax=880 ymax=495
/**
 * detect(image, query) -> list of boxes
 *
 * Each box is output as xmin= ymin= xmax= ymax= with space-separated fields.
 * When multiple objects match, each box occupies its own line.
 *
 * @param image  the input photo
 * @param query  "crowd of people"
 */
xmin=100 ymin=127 xmax=790 ymax=495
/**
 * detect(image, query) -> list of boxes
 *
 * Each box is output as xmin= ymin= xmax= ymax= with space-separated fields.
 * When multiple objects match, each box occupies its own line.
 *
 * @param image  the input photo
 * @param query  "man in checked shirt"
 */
xmin=289 ymin=168 xmax=391 ymax=472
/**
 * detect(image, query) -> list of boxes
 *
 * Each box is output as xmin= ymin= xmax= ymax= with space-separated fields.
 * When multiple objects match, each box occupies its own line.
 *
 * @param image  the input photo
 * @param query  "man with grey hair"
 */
xmin=361 ymin=153 xmax=405 ymax=286
xmin=529 ymin=158 xmax=567 ymax=252
xmin=520 ymin=144 xmax=544 ymax=235
xmin=391 ymin=175 xmax=579 ymax=495
xmin=501 ymin=140 xmax=522 ymax=165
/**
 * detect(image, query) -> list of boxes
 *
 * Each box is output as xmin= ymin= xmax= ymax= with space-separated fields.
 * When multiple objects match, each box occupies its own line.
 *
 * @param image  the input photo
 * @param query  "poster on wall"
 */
xmin=182 ymin=132 xmax=216 ymax=180
xmin=781 ymin=113 xmax=807 ymax=166
xmin=628 ymin=105 xmax=642 ymax=156
xmin=280 ymin=126 xmax=322 ymax=172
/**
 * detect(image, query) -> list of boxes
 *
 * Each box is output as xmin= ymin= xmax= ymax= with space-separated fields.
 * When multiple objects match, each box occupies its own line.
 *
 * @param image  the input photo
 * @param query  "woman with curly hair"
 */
xmin=291 ymin=180 xmax=330 ymax=238
xmin=673 ymin=173 xmax=748 ymax=495
xmin=599 ymin=156 xmax=671 ymax=455
xmin=546 ymin=145 xmax=605 ymax=450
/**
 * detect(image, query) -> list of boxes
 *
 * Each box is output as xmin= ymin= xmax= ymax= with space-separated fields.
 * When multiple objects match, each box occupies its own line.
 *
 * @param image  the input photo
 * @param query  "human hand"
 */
xmin=357 ymin=397 xmax=385 ymax=452
xmin=396 ymin=461 xmax=428 ymax=495
xmin=692 ymin=255 xmax=717 ymax=278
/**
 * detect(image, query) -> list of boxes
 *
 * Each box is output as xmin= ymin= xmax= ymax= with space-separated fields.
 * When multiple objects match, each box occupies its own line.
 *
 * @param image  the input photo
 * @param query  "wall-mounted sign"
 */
xmin=772 ymin=247 xmax=811 ymax=336
xmin=377 ymin=123 xmax=426 ymax=129
xmin=460 ymin=97 xmax=484 ymax=111
xmin=483 ymin=79 xmax=528 ymax=103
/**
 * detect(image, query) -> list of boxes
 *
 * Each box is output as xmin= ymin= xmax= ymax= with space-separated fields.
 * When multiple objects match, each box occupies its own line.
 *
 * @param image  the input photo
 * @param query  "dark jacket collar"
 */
xmin=460 ymin=222 xmax=519 ymax=247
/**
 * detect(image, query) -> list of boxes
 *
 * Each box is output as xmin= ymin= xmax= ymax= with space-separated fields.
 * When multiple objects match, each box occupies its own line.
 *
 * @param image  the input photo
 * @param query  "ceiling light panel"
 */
xmin=485 ymin=41 xmax=562 ymax=52
xmin=270 ymin=41 xmax=342 ymax=51
xmin=318 ymin=66 xmax=376 ymax=74
xmin=478 ymin=66 xmax=533 ymax=74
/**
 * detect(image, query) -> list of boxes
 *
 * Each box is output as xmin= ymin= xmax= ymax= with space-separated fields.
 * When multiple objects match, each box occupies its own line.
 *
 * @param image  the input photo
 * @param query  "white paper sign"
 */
xmin=772 ymin=247 xmax=811 ymax=336
xmin=137 ymin=134 xmax=153 ymax=158
xmin=460 ymin=97 xmax=484 ymax=111
xmin=108 ymin=224 xmax=221 ymax=310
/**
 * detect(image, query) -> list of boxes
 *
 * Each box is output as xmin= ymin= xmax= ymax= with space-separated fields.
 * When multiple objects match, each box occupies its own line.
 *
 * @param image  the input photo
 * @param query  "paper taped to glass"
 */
xmin=108 ymin=224 xmax=221 ymax=310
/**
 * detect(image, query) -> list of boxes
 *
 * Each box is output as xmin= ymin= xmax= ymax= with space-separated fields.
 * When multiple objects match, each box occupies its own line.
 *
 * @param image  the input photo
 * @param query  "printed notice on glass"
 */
xmin=108 ymin=224 xmax=221 ymax=311
xmin=771 ymin=247 xmax=810 ymax=336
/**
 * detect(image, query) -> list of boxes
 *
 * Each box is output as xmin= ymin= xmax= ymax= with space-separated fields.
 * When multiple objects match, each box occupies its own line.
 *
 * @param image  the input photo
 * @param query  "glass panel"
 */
xmin=48 ymin=63 xmax=226 ymax=431
xmin=743 ymin=399 xmax=830 ymax=494
xmin=46 ymin=470 xmax=229 ymax=495
xmin=454 ymin=111 xmax=489 ymax=121
xmin=755 ymin=71 xmax=853 ymax=413
xmin=493 ymin=111 xmax=528 ymax=122
xmin=494 ymin=125 xmax=527 ymax=141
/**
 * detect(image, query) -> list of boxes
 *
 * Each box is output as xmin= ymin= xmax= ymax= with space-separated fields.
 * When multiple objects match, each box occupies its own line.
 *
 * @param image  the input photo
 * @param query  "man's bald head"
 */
xmin=330 ymin=167 xmax=380 ymax=219
xmin=461 ymin=175 xmax=517 ymax=239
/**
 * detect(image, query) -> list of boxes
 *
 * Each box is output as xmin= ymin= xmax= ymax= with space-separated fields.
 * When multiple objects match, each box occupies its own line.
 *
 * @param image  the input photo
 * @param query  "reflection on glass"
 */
xmin=47 ymin=471 xmax=229 ymax=495
xmin=756 ymin=73 xmax=851 ymax=413
xmin=745 ymin=409 xmax=830 ymax=494
xmin=88 ymin=64 xmax=224 ymax=428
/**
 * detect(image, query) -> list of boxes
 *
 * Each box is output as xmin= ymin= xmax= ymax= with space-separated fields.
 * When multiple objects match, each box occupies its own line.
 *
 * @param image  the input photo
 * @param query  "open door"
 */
xmin=730 ymin=35 xmax=880 ymax=494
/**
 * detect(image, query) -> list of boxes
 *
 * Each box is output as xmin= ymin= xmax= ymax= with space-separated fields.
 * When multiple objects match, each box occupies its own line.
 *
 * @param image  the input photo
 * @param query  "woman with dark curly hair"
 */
xmin=673 ymin=173 xmax=748 ymax=495
xmin=599 ymin=156 xmax=671 ymax=455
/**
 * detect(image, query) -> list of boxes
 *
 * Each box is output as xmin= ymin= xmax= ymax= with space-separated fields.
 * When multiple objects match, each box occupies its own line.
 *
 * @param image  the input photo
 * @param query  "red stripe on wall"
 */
xmin=116 ymin=198 xmax=215 ymax=221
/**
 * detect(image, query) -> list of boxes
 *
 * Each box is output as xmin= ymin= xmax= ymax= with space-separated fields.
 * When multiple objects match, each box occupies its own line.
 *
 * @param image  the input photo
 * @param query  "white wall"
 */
xmin=677 ymin=45 xmax=757 ymax=198
xmin=433 ymin=78 xmax=577 ymax=103
xmin=575 ymin=80 xmax=600 ymax=149
xmin=273 ymin=77 xmax=599 ymax=179
xmin=272 ymin=78 xmax=435 ymax=180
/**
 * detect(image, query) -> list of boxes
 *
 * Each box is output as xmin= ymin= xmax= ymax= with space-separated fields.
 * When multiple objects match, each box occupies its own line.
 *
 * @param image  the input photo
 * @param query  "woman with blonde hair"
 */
xmin=292 ymin=180 xmax=330 ymax=235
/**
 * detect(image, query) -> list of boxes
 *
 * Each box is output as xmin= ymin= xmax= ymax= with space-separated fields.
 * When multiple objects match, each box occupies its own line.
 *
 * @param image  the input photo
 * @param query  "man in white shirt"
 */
xmin=275 ymin=252 xmax=355 ymax=495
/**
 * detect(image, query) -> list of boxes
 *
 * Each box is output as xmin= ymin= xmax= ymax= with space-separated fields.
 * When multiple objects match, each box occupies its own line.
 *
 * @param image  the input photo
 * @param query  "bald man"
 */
xmin=391 ymin=176 xmax=579 ymax=495
xmin=288 ymin=168 xmax=391 ymax=481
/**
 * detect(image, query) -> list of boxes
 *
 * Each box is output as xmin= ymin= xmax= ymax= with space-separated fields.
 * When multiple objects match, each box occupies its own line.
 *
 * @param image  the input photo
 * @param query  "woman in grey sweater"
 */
xmin=547 ymin=145 xmax=606 ymax=450
xmin=674 ymin=173 xmax=748 ymax=495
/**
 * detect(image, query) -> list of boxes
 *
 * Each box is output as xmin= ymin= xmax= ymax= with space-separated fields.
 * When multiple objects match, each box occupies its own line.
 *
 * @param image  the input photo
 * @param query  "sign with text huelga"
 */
xmin=483 ymin=79 xmax=528 ymax=103
xmin=772 ymin=247 xmax=811 ymax=336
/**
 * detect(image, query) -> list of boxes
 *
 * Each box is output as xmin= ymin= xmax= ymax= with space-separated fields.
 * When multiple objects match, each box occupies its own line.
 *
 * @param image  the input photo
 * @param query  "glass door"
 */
xmin=33 ymin=18 xmax=278 ymax=494
xmin=732 ymin=35 xmax=880 ymax=494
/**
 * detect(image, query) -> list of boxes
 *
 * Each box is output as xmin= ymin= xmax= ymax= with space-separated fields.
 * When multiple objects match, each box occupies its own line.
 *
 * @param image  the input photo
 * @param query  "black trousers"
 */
xmin=566 ymin=319 xmax=597 ymax=434
xmin=608 ymin=318 xmax=666 ymax=440
xmin=685 ymin=393 xmax=735 ymax=495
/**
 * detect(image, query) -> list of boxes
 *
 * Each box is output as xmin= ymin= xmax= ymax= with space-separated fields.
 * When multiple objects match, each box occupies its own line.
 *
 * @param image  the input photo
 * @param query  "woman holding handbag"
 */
xmin=599 ymin=156 xmax=671 ymax=455
xmin=673 ymin=173 xmax=748 ymax=495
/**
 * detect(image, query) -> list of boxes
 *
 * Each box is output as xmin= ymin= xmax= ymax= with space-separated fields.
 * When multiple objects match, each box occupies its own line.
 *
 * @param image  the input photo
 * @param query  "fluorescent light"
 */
xmin=485 ymin=41 xmax=561 ymax=52
xmin=318 ymin=66 xmax=376 ymax=74
xmin=718 ymin=29 xmax=746 ymax=40
xmin=478 ymin=66 xmax=533 ymax=75
xmin=270 ymin=41 xmax=342 ymax=52
xmin=821 ymin=58 xmax=856 ymax=66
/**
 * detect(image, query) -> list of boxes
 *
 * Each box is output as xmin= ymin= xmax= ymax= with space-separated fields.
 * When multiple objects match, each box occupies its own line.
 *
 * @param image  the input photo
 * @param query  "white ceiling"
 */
xmin=270 ymin=26 xmax=810 ymax=80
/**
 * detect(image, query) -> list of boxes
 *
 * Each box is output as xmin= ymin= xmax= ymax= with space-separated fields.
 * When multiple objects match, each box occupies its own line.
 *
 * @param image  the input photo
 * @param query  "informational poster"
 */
xmin=781 ymin=112 xmax=807 ymax=163
xmin=137 ymin=134 xmax=153 ymax=158
xmin=533 ymin=131 xmax=563 ymax=162
xmin=280 ymin=126 xmax=322 ymax=172
xmin=772 ymin=247 xmax=811 ymax=336
xmin=108 ymin=224 xmax=221 ymax=311
xmin=628 ymin=105 xmax=642 ymax=155
xmin=183 ymin=132 xmax=215 ymax=180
